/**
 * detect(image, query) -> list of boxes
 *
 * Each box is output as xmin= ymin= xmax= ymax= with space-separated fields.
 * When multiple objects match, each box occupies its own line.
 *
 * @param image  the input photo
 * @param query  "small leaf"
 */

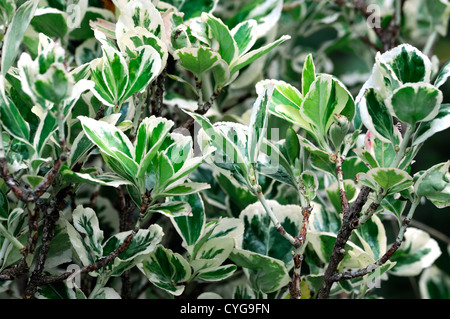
xmin=390 ymin=228 xmax=441 ymax=277
xmin=387 ymin=83 xmax=442 ymax=124
xmin=147 ymin=201 xmax=192 ymax=218
xmin=229 ymin=248 xmax=290 ymax=294
xmin=434 ymin=61 xmax=450 ymax=88
xmin=358 ymin=167 xmax=413 ymax=194
xmin=173 ymin=47 xmax=220 ymax=77
xmin=231 ymin=19 xmax=258 ymax=56
xmin=247 ymin=84 xmax=273 ymax=164
xmin=138 ymin=245 xmax=191 ymax=296
xmin=72 ymin=205 xmax=104 ymax=258
xmin=1 ymin=0 xmax=39 ymax=76
xmin=302 ymin=54 xmax=316 ymax=95
xmin=413 ymin=104 xmax=450 ymax=146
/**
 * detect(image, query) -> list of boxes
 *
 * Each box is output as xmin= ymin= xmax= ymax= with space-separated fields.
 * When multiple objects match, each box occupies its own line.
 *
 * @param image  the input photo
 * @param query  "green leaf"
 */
xmin=0 ymin=189 xmax=9 ymax=221
xmin=229 ymin=248 xmax=290 ymax=294
xmin=61 ymin=166 xmax=134 ymax=188
xmin=196 ymin=264 xmax=237 ymax=282
xmin=153 ymin=182 xmax=210 ymax=199
xmin=230 ymin=35 xmax=291 ymax=74
xmin=120 ymin=45 xmax=162 ymax=103
xmin=34 ymin=65 xmax=71 ymax=104
xmin=387 ymin=83 xmax=442 ymax=124
xmin=358 ymin=167 xmax=413 ymax=194
xmin=135 ymin=116 xmax=174 ymax=178
xmin=302 ymin=54 xmax=316 ymax=95
xmin=98 ymin=45 xmax=129 ymax=106
xmin=434 ymin=61 xmax=450 ymax=88
xmin=355 ymin=214 xmax=386 ymax=260
xmin=231 ymin=19 xmax=258 ymax=56
xmin=285 ymin=127 xmax=300 ymax=164
xmin=171 ymin=193 xmax=206 ymax=249
xmin=414 ymin=161 xmax=450 ymax=208
xmin=102 ymin=225 xmax=164 ymax=276
xmin=380 ymin=44 xmax=432 ymax=84
xmin=202 ymin=13 xmax=238 ymax=65
xmin=256 ymin=79 xmax=309 ymax=133
xmin=413 ymin=104 xmax=450 ymax=146
xmin=72 ymin=205 xmax=104 ymax=258
xmin=390 ymin=227 xmax=441 ymax=277
xmin=138 ymin=245 xmax=191 ymax=296
xmin=326 ymin=179 xmax=357 ymax=213
xmin=191 ymin=237 xmax=235 ymax=274
xmin=146 ymin=201 xmax=192 ymax=218
xmin=1 ymin=0 xmax=39 ymax=76
xmin=179 ymin=0 xmax=218 ymax=20
xmin=419 ymin=266 xmax=450 ymax=299
xmin=247 ymin=84 xmax=273 ymax=164
xmin=173 ymin=47 xmax=220 ymax=77
xmin=78 ymin=116 xmax=136 ymax=170
xmin=65 ymin=218 xmax=94 ymax=267
xmin=237 ymin=200 xmax=303 ymax=270
xmin=0 ymin=77 xmax=31 ymax=145
xmin=359 ymin=88 xmax=395 ymax=143
xmin=309 ymin=202 xmax=341 ymax=234
xmin=30 ymin=8 xmax=69 ymax=39
xmin=300 ymin=74 xmax=354 ymax=140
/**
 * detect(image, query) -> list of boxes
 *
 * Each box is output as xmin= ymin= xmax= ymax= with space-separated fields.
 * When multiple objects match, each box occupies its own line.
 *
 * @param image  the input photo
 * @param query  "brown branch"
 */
xmin=317 ymin=186 xmax=371 ymax=299
xmin=331 ymin=217 xmax=411 ymax=282
xmin=289 ymin=205 xmax=312 ymax=299
xmin=181 ymin=89 xmax=223 ymax=130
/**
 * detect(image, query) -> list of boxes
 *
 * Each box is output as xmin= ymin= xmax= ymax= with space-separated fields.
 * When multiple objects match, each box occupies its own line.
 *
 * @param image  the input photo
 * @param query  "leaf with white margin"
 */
xmin=72 ymin=205 xmax=104 ymax=258
xmin=115 ymin=0 xmax=165 ymax=44
xmin=390 ymin=227 xmax=442 ymax=277
xmin=355 ymin=214 xmax=387 ymax=260
xmin=65 ymin=218 xmax=94 ymax=267
xmin=190 ymin=237 xmax=235 ymax=274
xmin=188 ymin=112 xmax=249 ymax=184
xmin=171 ymin=193 xmax=206 ymax=251
xmin=308 ymin=201 xmax=341 ymax=234
xmin=78 ymin=116 xmax=135 ymax=160
xmin=99 ymin=45 xmax=129 ymax=105
xmin=60 ymin=166 xmax=135 ymax=188
xmin=102 ymin=225 xmax=164 ymax=277
xmin=196 ymin=264 xmax=237 ymax=282
xmin=1 ymin=0 xmax=39 ymax=76
xmin=326 ymin=180 xmax=358 ymax=214
xmin=146 ymin=200 xmax=192 ymax=218
xmin=413 ymin=104 xmax=450 ymax=146
xmin=302 ymin=53 xmax=316 ymax=95
xmin=237 ymin=200 xmax=303 ymax=270
xmin=173 ymin=47 xmax=220 ymax=77
xmin=434 ymin=61 xmax=450 ymax=88
xmin=419 ymin=266 xmax=450 ymax=299
xmin=201 ymin=13 xmax=238 ymax=65
xmin=229 ymin=248 xmax=290 ymax=294
xmin=359 ymin=88 xmax=395 ymax=143
xmin=247 ymin=84 xmax=273 ymax=164
xmin=387 ymin=83 xmax=442 ymax=124
xmin=138 ymin=245 xmax=191 ymax=296
xmin=256 ymin=79 xmax=310 ymax=134
xmin=118 ymin=26 xmax=168 ymax=67
xmin=0 ymin=76 xmax=31 ymax=146
xmin=358 ymin=167 xmax=413 ymax=195
xmin=378 ymin=44 xmax=433 ymax=84
xmin=231 ymin=19 xmax=258 ymax=56
xmin=230 ymin=35 xmax=291 ymax=75
xmin=300 ymin=74 xmax=355 ymax=140
xmin=135 ymin=116 xmax=174 ymax=177
xmin=120 ymin=45 xmax=162 ymax=104
xmin=93 ymin=288 xmax=121 ymax=299
xmin=414 ymin=161 xmax=450 ymax=208
xmin=308 ymin=231 xmax=375 ymax=270
xmin=30 ymin=8 xmax=69 ymax=39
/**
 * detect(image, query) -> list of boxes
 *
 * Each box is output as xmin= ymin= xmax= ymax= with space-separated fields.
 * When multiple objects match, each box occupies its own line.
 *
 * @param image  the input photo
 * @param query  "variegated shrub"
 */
xmin=0 ymin=0 xmax=449 ymax=301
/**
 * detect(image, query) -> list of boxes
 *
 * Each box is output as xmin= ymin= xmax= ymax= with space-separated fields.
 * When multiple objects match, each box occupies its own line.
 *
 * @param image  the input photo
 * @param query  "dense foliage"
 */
xmin=0 ymin=0 xmax=449 ymax=299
